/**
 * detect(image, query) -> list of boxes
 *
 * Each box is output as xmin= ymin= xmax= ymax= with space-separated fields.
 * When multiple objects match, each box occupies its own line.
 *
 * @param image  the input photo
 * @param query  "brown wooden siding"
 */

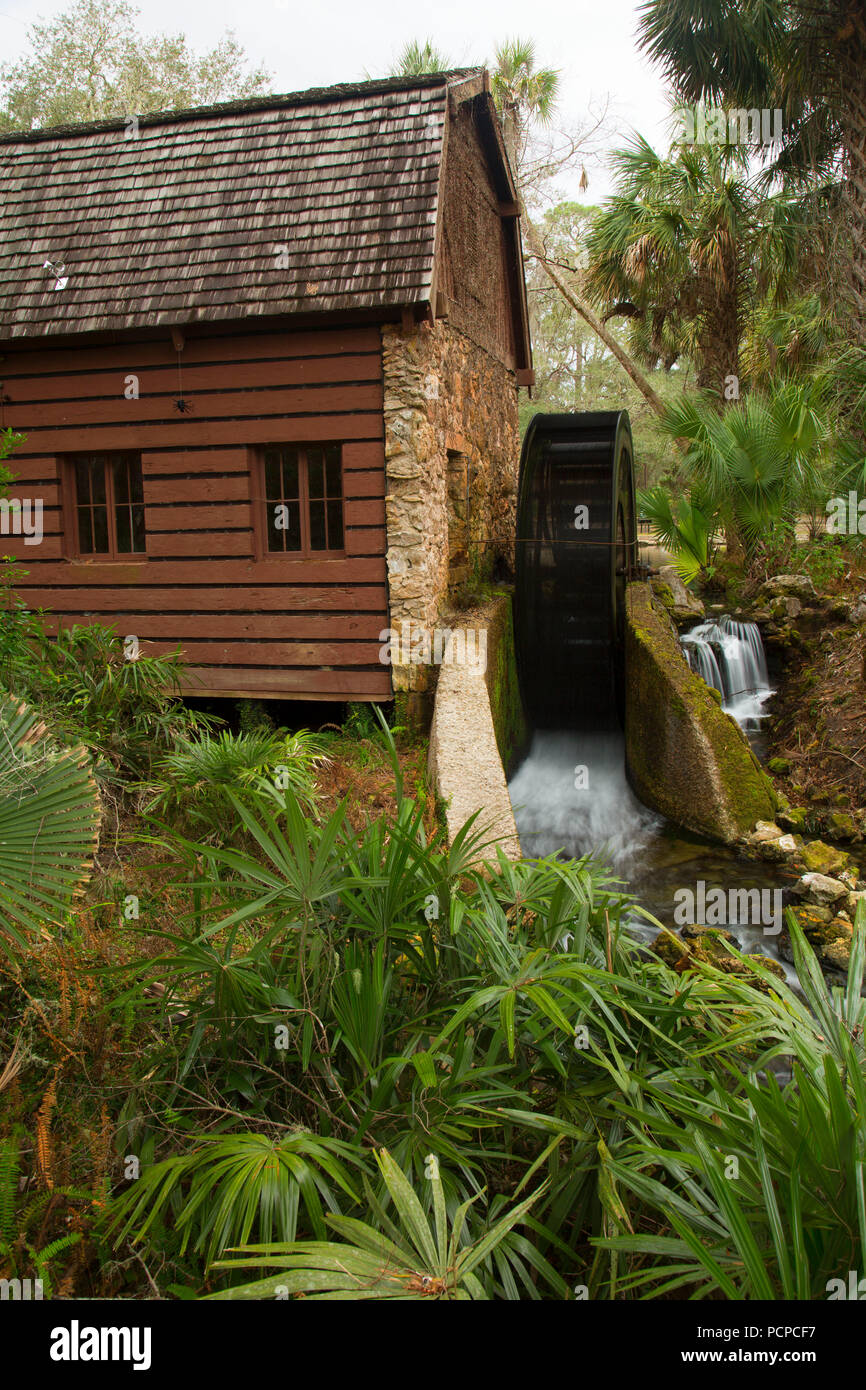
xmin=0 ymin=324 xmax=392 ymax=700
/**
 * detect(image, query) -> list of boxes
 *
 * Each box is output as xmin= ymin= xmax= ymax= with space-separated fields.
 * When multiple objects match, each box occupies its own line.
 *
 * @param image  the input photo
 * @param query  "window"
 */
xmin=69 ymin=453 xmax=146 ymax=558
xmin=262 ymin=444 xmax=344 ymax=555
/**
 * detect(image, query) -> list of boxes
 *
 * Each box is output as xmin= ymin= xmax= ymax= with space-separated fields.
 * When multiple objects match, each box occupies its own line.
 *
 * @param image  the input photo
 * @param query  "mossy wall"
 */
xmin=625 ymin=582 xmax=776 ymax=843
xmin=482 ymin=593 xmax=529 ymax=776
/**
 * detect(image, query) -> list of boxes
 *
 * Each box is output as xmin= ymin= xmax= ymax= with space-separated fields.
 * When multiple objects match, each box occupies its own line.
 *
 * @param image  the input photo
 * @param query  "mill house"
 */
xmin=0 ymin=68 xmax=532 ymax=702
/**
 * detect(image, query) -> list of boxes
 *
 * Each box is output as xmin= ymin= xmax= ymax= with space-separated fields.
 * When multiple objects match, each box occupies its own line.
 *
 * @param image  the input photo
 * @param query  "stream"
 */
xmin=507 ymin=617 xmax=801 ymax=987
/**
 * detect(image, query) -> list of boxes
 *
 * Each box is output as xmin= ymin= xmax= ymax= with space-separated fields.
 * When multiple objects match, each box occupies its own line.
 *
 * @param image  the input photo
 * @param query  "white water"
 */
xmin=681 ymin=616 xmax=774 ymax=733
xmin=507 ymin=730 xmax=662 ymax=878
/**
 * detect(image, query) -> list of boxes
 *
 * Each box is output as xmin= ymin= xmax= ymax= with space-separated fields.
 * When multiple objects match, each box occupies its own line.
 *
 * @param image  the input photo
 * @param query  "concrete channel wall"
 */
xmin=427 ymin=595 xmax=525 ymax=861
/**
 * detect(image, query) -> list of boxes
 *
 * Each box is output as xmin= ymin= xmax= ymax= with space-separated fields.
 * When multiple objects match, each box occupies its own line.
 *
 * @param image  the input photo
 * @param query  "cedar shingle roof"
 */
xmin=0 ymin=70 xmax=488 ymax=341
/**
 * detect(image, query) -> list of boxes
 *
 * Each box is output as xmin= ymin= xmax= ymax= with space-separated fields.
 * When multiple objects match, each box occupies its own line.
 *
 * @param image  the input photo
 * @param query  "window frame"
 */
xmin=61 ymin=452 xmax=147 ymax=562
xmin=253 ymin=443 xmax=346 ymax=561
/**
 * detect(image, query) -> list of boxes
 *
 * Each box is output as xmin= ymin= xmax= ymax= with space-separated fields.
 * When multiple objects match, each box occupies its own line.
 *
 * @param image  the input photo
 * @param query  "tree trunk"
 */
xmin=522 ymin=218 xmax=669 ymax=420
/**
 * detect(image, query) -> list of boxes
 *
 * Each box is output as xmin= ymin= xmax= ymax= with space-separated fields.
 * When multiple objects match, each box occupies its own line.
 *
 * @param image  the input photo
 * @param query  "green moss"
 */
xmin=767 ymin=757 xmax=791 ymax=775
xmin=625 ymin=583 xmax=775 ymax=842
xmin=800 ymin=840 xmax=852 ymax=876
xmin=827 ymin=810 xmax=859 ymax=840
xmin=484 ymin=594 xmax=528 ymax=774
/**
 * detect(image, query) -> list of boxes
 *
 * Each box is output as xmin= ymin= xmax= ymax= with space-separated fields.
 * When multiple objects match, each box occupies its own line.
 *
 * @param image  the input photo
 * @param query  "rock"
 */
xmin=788 ymin=903 xmax=834 ymax=928
xmin=766 ymin=757 xmax=791 ymax=775
xmin=849 ymin=593 xmax=866 ymax=625
xmin=681 ymin=923 xmax=741 ymax=950
xmin=750 ymin=821 xmax=784 ymax=843
xmin=793 ymin=871 xmax=848 ymax=905
xmin=777 ymin=806 xmax=807 ymax=833
xmin=798 ymin=840 xmax=852 ymax=877
xmin=845 ymin=890 xmax=866 ymax=919
xmin=826 ymin=810 xmax=860 ymax=841
xmin=770 ymin=594 xmax=802 ymax=622
xmin=761 ymin=574 xmax=817 ymax=601
xmin=821 ymin=937 xmax=851 ymax=971
xmin=654 ymin=565 xmax=705 ymax=622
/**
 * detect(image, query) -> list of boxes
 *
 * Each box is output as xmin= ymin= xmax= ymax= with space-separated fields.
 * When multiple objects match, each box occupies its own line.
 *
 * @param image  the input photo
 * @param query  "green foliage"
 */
xmin=655 ymin=379 xmax=830 ymax=561
xmin=0 ymin=695 xmax=100 ymax=960
xmin=388 ymin=38 xmax=451 ymax=76
xmin=637 ymin=484 xmax=718 ymax=582
xmin=0 ymin=0 xmax=271 ymax=131
xmin=0 ymin=1132 xmax=90 ymax=1297
xmin=584 ymin=132 xmax=812 ymax=392
xmin=147 ymin=727 xmax=326 ymax=834
xmin=0 ymin=618 xmax=214 ymax=784
xmin=207 ymin=1147 xmax=549 ymax=1300
xmin=593 ymin=905 xmax=866 ymax=1299
xmin=109 ymin=1132 xmax=362 ymax=1269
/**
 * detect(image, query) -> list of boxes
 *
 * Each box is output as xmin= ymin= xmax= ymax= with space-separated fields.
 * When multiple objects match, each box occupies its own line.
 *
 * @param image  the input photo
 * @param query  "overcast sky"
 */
xmin=0 ymin=0 xmax=675 ymax=199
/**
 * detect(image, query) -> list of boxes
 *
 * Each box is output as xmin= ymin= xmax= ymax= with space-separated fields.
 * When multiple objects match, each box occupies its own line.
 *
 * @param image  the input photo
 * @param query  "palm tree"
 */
xmin=490 ymin=37 xmax=560 ymax=173
xmin=584 ymin=133 xmax=810 ymax=396
xmin=636 ymin=0 xmax=866 ymax=345
xmin=0 ymin=696 xmax=100 ymax=960
xmin=390 ymin=39 xmax=451 ymax=76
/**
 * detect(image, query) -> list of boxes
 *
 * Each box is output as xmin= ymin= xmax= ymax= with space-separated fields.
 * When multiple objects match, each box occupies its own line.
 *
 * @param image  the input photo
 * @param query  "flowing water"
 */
xmin=507 ymin=619 xmax=799 ymax=986
xmin=681 ymin=616 xmax=774 ymax=743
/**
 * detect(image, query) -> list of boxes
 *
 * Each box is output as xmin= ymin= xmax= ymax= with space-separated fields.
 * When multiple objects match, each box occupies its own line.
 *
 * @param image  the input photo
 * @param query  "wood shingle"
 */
xmin=0 ymin=72 xmax=493 ymax=340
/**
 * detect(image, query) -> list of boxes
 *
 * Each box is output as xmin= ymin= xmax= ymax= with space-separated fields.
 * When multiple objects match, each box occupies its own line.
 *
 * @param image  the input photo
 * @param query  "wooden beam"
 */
xmin=516 ymin=368 xmax=535 ymax=388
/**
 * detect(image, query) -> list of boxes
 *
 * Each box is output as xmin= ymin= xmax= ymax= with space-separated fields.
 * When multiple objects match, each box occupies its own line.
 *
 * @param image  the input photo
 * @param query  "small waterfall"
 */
xmin=508 ymin=730 xmax=662 ymax=875
xmin=681 ymin=616 xmax=773 ymax=733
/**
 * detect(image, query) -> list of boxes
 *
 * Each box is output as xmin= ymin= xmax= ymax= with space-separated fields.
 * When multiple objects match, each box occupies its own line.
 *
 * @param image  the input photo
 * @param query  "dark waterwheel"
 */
xmin=514 ymin=411 xmax=637 ymax=730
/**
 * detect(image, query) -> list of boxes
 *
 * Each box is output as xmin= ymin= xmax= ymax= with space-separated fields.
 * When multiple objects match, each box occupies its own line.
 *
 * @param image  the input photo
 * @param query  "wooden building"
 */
xmin=0 ymin=69 xmax=532 ymax=701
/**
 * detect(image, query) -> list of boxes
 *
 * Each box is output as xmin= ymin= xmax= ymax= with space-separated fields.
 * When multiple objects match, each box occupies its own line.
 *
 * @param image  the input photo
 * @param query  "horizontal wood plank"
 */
xmin=42 ymin=612 xmax=386 ymax=640
xmin=3 ymin=352 xmax=381 ymax=403
xmin=179 ymin=667 xmax=392 ymax=697
xmin=21 ymin=584 xmax=388 ymax=612
xmin=5 ymin=382 xmax=383 ymax=429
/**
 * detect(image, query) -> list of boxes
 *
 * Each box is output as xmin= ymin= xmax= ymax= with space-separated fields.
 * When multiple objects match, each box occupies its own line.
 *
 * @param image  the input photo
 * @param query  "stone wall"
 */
xmin=381 ymin=319 xmax=520 ymax=692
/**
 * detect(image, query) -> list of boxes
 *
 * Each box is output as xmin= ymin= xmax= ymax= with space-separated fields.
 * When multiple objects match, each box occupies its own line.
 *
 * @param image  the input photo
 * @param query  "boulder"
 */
xmin=793 ymin=871 xmax=848 ymax=905
xmin=798 ymin=840 xmax=853 ymax=877
xmin=760 ymin=574 xmax=817 ymax=601
xmin=653 ymin=566 xmax=705 ymax=623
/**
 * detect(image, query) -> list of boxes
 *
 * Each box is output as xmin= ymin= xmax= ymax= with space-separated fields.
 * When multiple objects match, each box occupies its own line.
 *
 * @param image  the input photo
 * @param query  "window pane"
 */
xmin=130 ymin=505 xmax=146 ymax=552
xmin=264 ymin=455 xmax=281 ymax=502
xmin=92 ymin=504 xmax=109 ymax=553
xmin=115 ymin=505 xmax=131 ymax=553
xmin=324 ymin=446 xmax=341 ymax=497
xmin=327 ymin=500 xmax=344 ymax=550
xmin=77 ymin=506 xmax=93 ymax=553
xmin=307 ymin=449 xmax=324 ymax=499
xmin=128 ymin=458 xmax=144 ymax=506
xmin=269 ymin=500 xmax=301 ymax=551
xmin=90 ymin=460 xmax=106 ymax=507
xmin=74 ymin=459 xmax=91 ymax=505
xmin=280 ymin=451 xmax=300 ymax=499
xmin=308 ymin=499 xmax=326 ymax=550
xmin=113 ymin=457 xmax=130 ymax=504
